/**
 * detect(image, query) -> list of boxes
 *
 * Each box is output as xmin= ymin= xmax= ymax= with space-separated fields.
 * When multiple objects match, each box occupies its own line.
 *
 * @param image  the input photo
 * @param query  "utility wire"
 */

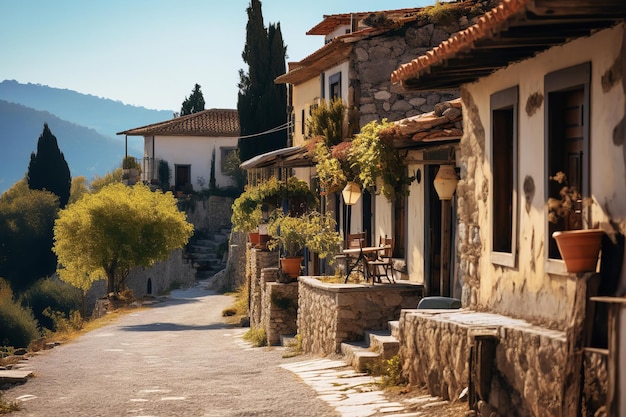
xmin=237 ymin=122 xmax=293 ymax=140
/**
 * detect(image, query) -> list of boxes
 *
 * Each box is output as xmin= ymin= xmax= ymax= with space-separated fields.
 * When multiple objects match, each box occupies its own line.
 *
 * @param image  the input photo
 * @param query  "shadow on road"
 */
xmin=119 ymin=322 xmax=237 ymax=332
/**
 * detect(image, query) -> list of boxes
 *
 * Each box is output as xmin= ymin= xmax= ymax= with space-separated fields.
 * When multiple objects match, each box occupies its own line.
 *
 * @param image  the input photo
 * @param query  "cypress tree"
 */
xmin=27 ymin=124 xmax=71 ymax=208
xmin=181 ymin=83 xmax=206 ymax=116
xmin=237 ymin=0 xmax=287 ymax=162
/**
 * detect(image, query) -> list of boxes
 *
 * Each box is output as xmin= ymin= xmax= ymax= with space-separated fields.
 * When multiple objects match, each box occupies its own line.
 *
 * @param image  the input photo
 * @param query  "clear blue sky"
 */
xmin=0 ymin=0 xmax=432 ymax=112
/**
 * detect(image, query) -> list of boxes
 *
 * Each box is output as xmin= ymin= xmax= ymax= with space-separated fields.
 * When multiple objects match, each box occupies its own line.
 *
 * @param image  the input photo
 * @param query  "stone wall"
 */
xmin=207 ymin=231 xmax=247 ymax=292
xmin=350 ymin=2 xmax=498 ymax=127
xmin=258 ymin=268 xmax=298 ymax=346
xmin=398 ymin=309 xmax=587 ymax=416
xmin=125 ymin=248 xmax=196 ymax=299
xmin=298 ymin=277 xmax=423 ymax=355
xmin=182 ymin=195 xmax=234 ymax=232
xmin=248 ymin=248 xmax=280 ymax=329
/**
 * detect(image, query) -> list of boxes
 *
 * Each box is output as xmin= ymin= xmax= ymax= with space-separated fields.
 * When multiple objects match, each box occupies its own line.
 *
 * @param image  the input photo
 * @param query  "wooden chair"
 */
xmin=366 ymin=236 xmax=395 ymax=283
xmin=335 ymin=232 xmax=367 ymax=280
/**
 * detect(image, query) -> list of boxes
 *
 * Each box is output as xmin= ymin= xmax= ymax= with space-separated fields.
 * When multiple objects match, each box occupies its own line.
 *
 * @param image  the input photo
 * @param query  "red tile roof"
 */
xmin=117 ymin=109 xmax=240 ymax=137
xmin=391 ymin=0 xmax=532 ymax=85
xmin=306 ymin=8 xmax=422 ymax=36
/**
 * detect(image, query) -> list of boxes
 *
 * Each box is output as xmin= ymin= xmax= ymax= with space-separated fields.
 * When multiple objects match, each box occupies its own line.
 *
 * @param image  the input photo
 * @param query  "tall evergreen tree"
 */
xmin=237 ymin=0 xmax=287 ymax=162
xmin=181 ymin=83 xmax=206 ymax=116
xmin=27 ymin=124 xmax=71 ymax=209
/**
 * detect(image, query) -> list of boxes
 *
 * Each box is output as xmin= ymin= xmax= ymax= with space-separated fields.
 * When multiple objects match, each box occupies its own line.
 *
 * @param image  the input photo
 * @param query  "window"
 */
xmin=301 ymin=109 xmax=305 ymax=136
xmin=490 ymin=86 xmax=518 ymax=267
xmin=329 ymin=72 xmax=341 ymax=100
xmin=545 ymin=63 xmax=590 ymax=260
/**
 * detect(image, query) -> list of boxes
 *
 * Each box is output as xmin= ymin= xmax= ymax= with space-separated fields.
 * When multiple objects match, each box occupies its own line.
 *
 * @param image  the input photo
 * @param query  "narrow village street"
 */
xmin=3 ymin=280 xmax=466 ymax=417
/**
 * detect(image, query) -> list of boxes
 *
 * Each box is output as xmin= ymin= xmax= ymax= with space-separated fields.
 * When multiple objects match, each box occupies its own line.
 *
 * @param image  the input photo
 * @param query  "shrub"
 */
xmin=21 ymin=278 xmax=82 ymax=331
xmin=0 ymin=297 xmax=39 ymax=348
xmin=243 ymin=327 xmax=267 ymax=347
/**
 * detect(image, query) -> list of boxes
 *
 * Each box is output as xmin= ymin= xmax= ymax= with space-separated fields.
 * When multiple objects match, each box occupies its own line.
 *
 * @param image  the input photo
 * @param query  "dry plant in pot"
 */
xmin=548 ymin=171 xmax=603 ymax=273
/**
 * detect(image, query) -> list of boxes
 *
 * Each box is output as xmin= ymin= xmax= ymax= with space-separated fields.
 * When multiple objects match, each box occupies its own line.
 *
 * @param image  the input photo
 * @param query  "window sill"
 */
xmin=490 ymin=252 xmax=516 ymax=268
xmin=545 ymin=259 xmax=568 ymax=276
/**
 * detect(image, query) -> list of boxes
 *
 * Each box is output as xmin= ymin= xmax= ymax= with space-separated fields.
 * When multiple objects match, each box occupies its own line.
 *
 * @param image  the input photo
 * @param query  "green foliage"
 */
xmin=311 ymin=140 xmax=348 ymax=194
xmin=366 ymin=355 xmax=407 ymax=388
xmin=21 ymin=278 xmax=82 ymax=331
xmin=158 ymin=160 xmax=171 ymax=192
xmin=122 ymin=156 xmax=141 ymax=170
xmin=306 ymin=98 xmax=346 ymax=146
xmin=267 ymin=211 xmax=342 ymax=259
xmin=243 ymin=327 xmax=267 ymax=347
xmin=0 ymin=296 xmax=39 ymax=348
xmin=237 ymin=0 xmax=287 ymax=161
xmin=90 ymin=168 xmax=123 ymax=193
xmin=180 ymin=83 xmax=206 ymax=116
xmin=69 ymin=176 xmax=90 ymax=205
xmin=223 ymin=149 xmax=247 ymax=192
xmin=349 ymin=119 xmax=413 ymax=201
xmin=0 ymin=392 xmax=21 ymax=413
xmin=27 ymin=123 xmax=71 ymax=208
xmin=41 ymin=308 xmax=84 ymax=334
xmin=0 ymin=180 xmax=60 ymax=293
xmin=209 ymin=147 xmax=217 ymax=190
xmin=231 ymin=177 xmax=317 ymax=232
xmin=53 ymin=183 xmax=194 ymax=294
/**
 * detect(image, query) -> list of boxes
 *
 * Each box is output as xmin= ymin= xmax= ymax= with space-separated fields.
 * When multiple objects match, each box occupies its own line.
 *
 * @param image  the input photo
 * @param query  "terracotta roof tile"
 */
xmin=118 ymin=109 xmax=240 ymax=137
xmin=306 ymin=8 xmax=422 ymax=35
xmin=391 ymin=0 xmax=532 ymax=84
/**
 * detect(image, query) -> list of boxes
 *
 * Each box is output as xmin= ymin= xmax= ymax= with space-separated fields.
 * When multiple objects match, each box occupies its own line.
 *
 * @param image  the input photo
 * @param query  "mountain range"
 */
xmin=0 ymin=80 xmax=174 ymax=194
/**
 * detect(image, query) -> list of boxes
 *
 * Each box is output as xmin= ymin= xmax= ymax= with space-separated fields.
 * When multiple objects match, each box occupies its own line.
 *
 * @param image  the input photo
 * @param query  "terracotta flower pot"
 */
xmin=248 ymin=231 xmax=260 ymax=246
xmin=552 ymin=229 xmax=604 ymax=273
xmin=280 ymin=256 xmax=303 ymax=279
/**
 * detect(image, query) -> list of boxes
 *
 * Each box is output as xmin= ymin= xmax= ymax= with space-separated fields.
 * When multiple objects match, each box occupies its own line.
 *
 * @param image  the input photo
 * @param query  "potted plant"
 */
xmin=267 ymin=211 xmax=343 ymax=279
xmin=267 ymin=213 xmax=308 ymax=279
xmin=548 ymin=171 xmax=603 ymax=273
xmin=231 ymin=187 xmax=263 ymax=245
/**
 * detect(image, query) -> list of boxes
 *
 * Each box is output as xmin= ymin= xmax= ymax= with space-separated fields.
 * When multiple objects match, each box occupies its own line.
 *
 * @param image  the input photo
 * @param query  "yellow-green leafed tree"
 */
xmin=53 ymin=183 xmax=194 ymax=295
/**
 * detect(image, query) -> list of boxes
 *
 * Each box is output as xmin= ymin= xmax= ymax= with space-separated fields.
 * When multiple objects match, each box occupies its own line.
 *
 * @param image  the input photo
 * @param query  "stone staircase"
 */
xmin=184 ymin=228 xmax=231 ymax=280
xmin=341 ymin=320 xmax=401 ymax=372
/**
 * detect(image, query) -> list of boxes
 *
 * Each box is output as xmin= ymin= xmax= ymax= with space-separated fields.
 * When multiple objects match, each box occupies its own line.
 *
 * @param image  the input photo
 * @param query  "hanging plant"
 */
xmin=349 ymin=119 xmax=412 ymax=201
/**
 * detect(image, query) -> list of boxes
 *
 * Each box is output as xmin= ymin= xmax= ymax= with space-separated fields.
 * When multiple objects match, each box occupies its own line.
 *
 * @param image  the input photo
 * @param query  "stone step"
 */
xmin=366 ymin=329 xmax=399 ymax=360
xmin=0 ymin=369 xmax=33 ymax=384
xmin=340 ymin=341 xmax=380 ymax=372
xmin=389 ymin=320 xmax=400 ymax=339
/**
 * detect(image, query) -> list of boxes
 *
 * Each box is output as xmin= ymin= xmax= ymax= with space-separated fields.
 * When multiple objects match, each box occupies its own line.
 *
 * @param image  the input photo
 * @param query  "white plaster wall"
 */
xmin=323 ymin=61 xmax=350 ymax=102
xmin=407 ymin=159 xmax=426 ymax=284
xmin=145 ymin=135 xmax=237 ymax=190
xmin=463 ymin=23 xmax=626 ymax=326
xmin=292 ymin=77 xmax=320 ymax=146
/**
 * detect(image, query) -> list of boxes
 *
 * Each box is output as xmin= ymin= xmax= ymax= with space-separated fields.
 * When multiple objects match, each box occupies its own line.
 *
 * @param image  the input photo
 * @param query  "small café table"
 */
xmin=342 ymin=245 xmax=391 ymax=283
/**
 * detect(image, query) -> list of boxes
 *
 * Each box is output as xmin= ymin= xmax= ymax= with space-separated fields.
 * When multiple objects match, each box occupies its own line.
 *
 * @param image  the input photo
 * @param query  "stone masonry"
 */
xmin=298 ymin=277 xmax=423 ymax=356
xmin=350 ymin=2 xmax=498 ymax=128
xmin=258 ymin=267 xmax=298 ymax=346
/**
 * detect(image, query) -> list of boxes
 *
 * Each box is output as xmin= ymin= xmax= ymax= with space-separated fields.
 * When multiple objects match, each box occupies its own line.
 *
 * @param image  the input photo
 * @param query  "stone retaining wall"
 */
xmin=248 ymin=248 xmax=280 ymax=329
xmin=399 ymin=309 xmax=582 ymax=416
xmin=258 ymin=268 xmax=298 ymax=346
xmin=298 ymin=277 xmax=423 ymax=355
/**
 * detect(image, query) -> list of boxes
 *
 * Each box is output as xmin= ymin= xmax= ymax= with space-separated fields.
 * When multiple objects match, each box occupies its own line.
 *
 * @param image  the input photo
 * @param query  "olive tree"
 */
xmin=53 ymin=183 xmax=194 ymax=295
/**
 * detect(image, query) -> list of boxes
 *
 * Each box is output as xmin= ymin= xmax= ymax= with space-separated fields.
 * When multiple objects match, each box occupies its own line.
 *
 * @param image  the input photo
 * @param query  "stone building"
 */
xmin=392 ymin=0 xmax=626 ymax=415
xmin=274 ymin=2 xmax=495 ymax=287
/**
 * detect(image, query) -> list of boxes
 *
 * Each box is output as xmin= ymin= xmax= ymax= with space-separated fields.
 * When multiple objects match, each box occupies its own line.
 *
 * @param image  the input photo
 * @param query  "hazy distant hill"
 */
xmin=0 ymin=80 xmax=177 ymax=194
xmin=0 ymin=100 xmax=129 ymax=193
xmin=0 ymin=80 xmax=174 ymax=138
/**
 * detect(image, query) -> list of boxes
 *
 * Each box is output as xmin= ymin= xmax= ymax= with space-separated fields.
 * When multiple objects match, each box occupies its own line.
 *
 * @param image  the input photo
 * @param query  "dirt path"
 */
xmin=4 ymin=282 xmax=339 ymax=417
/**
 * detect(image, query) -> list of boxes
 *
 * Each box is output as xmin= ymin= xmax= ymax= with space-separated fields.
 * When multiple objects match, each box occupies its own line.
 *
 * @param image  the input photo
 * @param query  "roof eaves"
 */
xmin=390 ymin=0 xmax=532 ymax=85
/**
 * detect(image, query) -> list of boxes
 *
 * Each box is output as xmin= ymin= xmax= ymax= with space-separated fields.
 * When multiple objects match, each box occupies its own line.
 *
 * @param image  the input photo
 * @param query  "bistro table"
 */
xmin=342 ymin=245 xmax=391 ymax=283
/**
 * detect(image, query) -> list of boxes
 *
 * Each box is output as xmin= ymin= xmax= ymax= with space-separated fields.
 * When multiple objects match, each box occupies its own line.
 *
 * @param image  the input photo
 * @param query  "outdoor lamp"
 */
xmin=342 ymin=182 xmax=362 ymax=206
xmin=258 ymin=204 xmax=270 ymax=235
xmin=433 ymin=165 xmax=458 ymax=200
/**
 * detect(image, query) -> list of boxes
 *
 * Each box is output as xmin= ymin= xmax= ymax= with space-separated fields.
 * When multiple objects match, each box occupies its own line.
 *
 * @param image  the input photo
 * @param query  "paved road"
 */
xmin=5 ymin=281 xmax=339 ymax=417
